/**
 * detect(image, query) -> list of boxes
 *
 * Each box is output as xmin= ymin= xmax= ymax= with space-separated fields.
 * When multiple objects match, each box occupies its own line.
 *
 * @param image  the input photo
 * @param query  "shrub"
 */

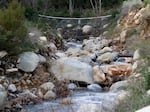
xmin=0 ymin=0 xmax=32 ymax=54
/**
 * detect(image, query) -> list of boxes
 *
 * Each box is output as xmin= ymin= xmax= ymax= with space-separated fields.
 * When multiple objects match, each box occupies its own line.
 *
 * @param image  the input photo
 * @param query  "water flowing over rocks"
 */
xmin=0 ymin=85 xmax=7 ymax=109
xmin=26 ymin=90 xmax=126 ymax=112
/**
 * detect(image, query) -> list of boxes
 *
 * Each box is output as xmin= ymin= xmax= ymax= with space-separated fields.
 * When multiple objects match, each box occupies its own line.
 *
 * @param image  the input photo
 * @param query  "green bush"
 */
xmin=0 ymin=0 xmax=32 ymax=54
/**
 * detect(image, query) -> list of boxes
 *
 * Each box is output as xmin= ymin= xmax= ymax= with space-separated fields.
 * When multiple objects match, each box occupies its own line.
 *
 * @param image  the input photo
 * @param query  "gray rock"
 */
xmin=44 ymin=90 xmax=56 ymax=100
xmin=97 ymin=52 xmax=118 ymax=63
xmin=8 ymin=84 xmax=17 ymax=92
xmin=0 ymin=84 xmax=7 ymax=109
xmin=20 ymin=90 xmax=37 ymax=98
xmin=109 ymin=80 xmax=128 ymax=92
xmin=0 ymin=51 xmax=7 ymax=59
xmin=40 ymin=82 xmax=55 ymax=91
xmin=82 ymin=25 xmax=93 ymax=34
xmin=18 ymin=52 xmax=39 ymax=72
xmin=87 ymin=84 xmax=102 ymax=92
xmin=38 ymin=55 xmax=46 ymax=63
xmin=68 ymin=83 xmax=77 ymax=90
xmin=50 ymin=57 xmax=94 ymax=83
xmin=88 ymin=53 xmax=97 ymax=61
xmin=133 ymin=49 xmax=141 ymax=61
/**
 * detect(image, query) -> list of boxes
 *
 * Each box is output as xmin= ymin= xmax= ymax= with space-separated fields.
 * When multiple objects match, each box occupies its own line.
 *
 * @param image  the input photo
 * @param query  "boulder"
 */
xmin=97 ymin=52 xmax=118 ymax=63
xmin=8 ymin=84 xmax=17 ymax=92
xmin=99 ymin=47 xmax=113 ymax=54
xmin=115 ymin=90 xmax=130 ymax=106
xmin=65 ymin=48 xmax=89 ymax=57
xmin=101 ymin=62 xmax=132 ymax=76
xmin=44 ymin=90 xmax=56 ymax=100
xmin=83 ymin=39 xmax=110 ymax=52
xmin=0 ymin=51 xmax=7 ymax=59
xmin=109 ymin=80 xmax=128 ymax=92
xmin=82 ymin=25 xmax=93 ymax=34
xmin=40 ymin=82 xmax=55 ymax=92
xmin=50 ymin=57 xmax=94 ymax=83
xmin=93 ymin=66 xmax=106 ymax=83
xmin=18 ymin=52 xmax=40 ymax=72
xmin=136 ymin=106 xmax=150 ymax=112
xmin=87 ymin=84 xmax=102 ymax=92
xmin=0 ymin=84 xmax=7 ymax=109
xmin=68 ymin=83 xmax=77 ymax=90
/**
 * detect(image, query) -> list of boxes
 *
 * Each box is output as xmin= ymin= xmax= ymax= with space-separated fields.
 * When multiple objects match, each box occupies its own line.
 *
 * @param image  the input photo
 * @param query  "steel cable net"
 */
xmin=38 ymin=15 xmax=111 ymax=41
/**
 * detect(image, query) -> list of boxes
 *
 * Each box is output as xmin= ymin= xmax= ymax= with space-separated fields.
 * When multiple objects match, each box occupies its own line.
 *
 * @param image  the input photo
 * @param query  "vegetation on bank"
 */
xmin=0 ymin=0 xmax=34 ymax=55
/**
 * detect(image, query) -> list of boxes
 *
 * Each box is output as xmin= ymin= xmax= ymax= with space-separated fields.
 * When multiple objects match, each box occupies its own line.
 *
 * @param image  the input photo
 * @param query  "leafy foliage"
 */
xmin=0 ymin=0 xmax=32 ymax=54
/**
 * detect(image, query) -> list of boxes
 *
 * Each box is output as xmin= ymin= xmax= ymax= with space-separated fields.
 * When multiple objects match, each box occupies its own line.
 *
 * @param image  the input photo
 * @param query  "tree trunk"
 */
xmin=69 ymin=0 xmax=74 ymax=16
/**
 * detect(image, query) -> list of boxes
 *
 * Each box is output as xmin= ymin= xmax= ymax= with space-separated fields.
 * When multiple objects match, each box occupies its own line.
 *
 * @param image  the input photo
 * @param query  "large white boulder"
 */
xmin=50 ymin=57 xmax=94 ymax=83
xmin=18 ymin=52 xmax=40 ymax=72
xmin=136 ymin=106 xmax=150 ymax=112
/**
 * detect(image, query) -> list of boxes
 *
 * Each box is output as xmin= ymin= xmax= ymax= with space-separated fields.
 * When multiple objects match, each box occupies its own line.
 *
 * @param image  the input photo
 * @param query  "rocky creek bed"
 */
xmin=0 ymin=22 xmax=143 ymax=112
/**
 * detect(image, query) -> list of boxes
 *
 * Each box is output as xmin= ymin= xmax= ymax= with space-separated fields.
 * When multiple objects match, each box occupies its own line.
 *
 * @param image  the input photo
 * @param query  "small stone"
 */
xmin=37 ymin=89 xmax=44 ymax=99
xmin=68 ymin=83 xmax=77 ymax=90
xmin=40 ymin=82 xmax=55 ymax=91
xmin=0 ymin=51 xmax=7 ymax=59
xmin=26 ymin=80 xmax=32 ymax=85
xmin=21 ymin=90 xmax=37 ymax=98
xmin=39 ymin=36 xmax=47 ymax=42
xmin=44 ymin=90 xmax=56 ymax=100
xmin=135 ymin=19 xmax=140 ymax=25
xmin=87 ymin=84 xmax=102 ymax=92
xmin=59 ymin=98 xmax=73 ymax=105
xmin=66 ymin=24 xmax=73 ymax=28
xmin=8 ymin=84 xmax=17 ymax=92
xmin=133 ymin=49 xmax=141 ymax=61
xmin=120 ymin=30 xmax=127 ymax=43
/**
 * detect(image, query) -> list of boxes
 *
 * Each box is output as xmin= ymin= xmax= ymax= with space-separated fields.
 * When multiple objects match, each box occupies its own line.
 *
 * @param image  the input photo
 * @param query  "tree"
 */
xmin=0 ymin=0 xmax=28 ymax=54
